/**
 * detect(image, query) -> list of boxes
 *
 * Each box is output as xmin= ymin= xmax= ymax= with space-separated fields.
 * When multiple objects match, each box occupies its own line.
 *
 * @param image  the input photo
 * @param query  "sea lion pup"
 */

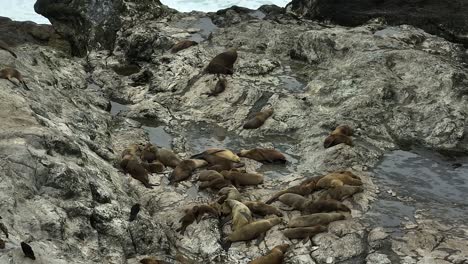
xmin=198 ymin=170 xmax=224 ymax=182
xmin=217 ymin=187 xmax=242 ymax=214
xmin=191 ymin=148 xmax=241 ymax=163
xmin=316 ymin=171 xmax=362 ymax=189
xmin=319 ymin=186 xmax=364 ymax=201
xmin=238 ymin=148 xmax=287 ymax=164
xmin=243 ymin=201 xmax=283 ymax=216
xmin=141 ymin=160 xmax=165 ymax=173
xmin=170 ymin=159 xmax=208 ymax=183
xmin=171 ymin=40 xmax=198 ymax=53
xmin=140 ymin=143 xmax=158 ymax=163
xmin=205 ymin=48 xmax=238 ymax=75
xmin=176 ymin=205 xmax=219 ymax=235
xmin=0 ymin=40 xmax=17 ymax=58
xmin=265 ymin=175 xmax=324 ymax=204
xmin=283 ymin=225 xmax=328 ymax=241
xmin=129 ymin=203 xmax=141 ymax=222
xmin=227 ymin=199 xmax=253 ymax=231
xmin=323 ymin=134 xmax=353 ymax=148
xmin=331 ymin=125 xmax=353 ymax=136
xmin=243 ymin=108 xmax=274 ymax=129
xmin=121 ymin=155 xmax=157 ymax=189
xmin=21 ymin=241 xmax=36 ymax=260
xmin=221 ymin=170 xmax=264 ymax=187
xmin=225 ymin=217 xmax=282 ymax=243
xmin=205 ymin=78 xmax=227 ymax=97
xmin=0 ymin=67 xmax=30 ymax=90
xmin=288 ymin=212 xmax=345 ymax=228
xmin=121 ymin=143 xmax=143 ymax=158
xmin=156 ymin=148 xmax=181 ymax=168
xmin=301 ymin=199 xmax=351 ymax=214
xmin=278 ymin=193 xmax=308 ymax=210
xmin=249 ymin=244 xmax=290 ymax=264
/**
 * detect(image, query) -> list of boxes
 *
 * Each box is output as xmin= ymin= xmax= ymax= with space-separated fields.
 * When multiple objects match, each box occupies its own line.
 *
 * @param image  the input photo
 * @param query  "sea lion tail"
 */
xmin=219 ymin=238 xmax=231 ymax=251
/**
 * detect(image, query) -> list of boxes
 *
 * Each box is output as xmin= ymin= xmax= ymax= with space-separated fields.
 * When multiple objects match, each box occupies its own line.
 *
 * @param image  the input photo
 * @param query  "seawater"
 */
xmin=0 ymin=0 xmax=290 ymax=24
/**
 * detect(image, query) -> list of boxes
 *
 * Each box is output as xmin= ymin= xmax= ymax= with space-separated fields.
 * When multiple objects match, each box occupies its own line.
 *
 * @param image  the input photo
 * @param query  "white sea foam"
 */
xmin=0 ymin=0 xmax=290 ymax=24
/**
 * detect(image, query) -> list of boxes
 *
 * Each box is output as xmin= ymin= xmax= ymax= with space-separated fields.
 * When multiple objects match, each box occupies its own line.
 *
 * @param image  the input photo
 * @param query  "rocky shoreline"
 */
xmin=0 ymin=1 xmax=467 ymax=263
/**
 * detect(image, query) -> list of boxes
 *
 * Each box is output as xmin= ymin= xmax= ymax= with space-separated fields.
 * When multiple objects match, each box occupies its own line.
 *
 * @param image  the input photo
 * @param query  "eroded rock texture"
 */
xmin=0 ymin=1 xmax=467 ymax=263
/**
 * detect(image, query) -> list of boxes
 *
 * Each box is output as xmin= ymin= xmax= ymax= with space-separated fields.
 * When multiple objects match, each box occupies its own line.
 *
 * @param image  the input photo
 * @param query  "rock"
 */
xmin=366 ymin=253 xmax=391 ymax=264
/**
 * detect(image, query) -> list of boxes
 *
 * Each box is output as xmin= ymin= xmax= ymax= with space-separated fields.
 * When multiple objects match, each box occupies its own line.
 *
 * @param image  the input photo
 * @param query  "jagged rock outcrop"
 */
xmin=286 ymin=0 xmax=468 ymax=46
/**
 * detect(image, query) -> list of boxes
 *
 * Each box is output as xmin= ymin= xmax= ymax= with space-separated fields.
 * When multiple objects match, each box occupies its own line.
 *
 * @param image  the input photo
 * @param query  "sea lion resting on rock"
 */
xmin=141 ymin=161 xmax=165 ymax=173
xmin=238 ymin=148 xmax=287 ymax=164
xmin=244 ymin=201 xmax=283 ymax=216
xmin=205 ymin=78 xmax=227 ymax=97
xmin=198 ymin=170 xmax=224 ymax=182
xmin=278 ymin=194 xmax=350 ymax=214
xmin=192 ymin=148 xmax=241 ymax=163
xmin=225 ymin=217 xmax=282 ymax=243
xmin=221 ymin=170 xmax=264 ymax=187
xmin=332 ymin=125 xmax=353 ymax=136
xmin=265 ymin=175 xmax=324 ymax=204
xmin=227 ymin=199 xmax=253 ymax=231
xmin=140 ymin=257 xmax=169 ymax=264
xmin=171 ymin=40 xmax=198 ymax=53
xmin=170 ymin=159 xmax=208 ymax=183
xmin=283 ymin=226 xmax=328 ymax=241
xmin=177 ymin=204 xmax=220 ymax=235
xmin=319 ymin=185 xmax=363 ymax=201
xmin=205 ymin=48 xmax=238 ymax=75
xmin=243 ymin=108 xmax=274 ymax=129
xmin=140 ymin=143 xmax=158 ymax=163
xmin=121 ymin=143 xmax=143 ymax=158
xmin=249 ymin=244 xmax=290 ymax=264
xmin=288 ymin=212 xmax=346 ymax=228
xmin=0 ymin=40 xmax=17 ymax=58
xmin=324 ymin=124 xmax=353 ymax=148
xmin=121 ymin=155 xmax=157 ymax=189
xmin=316 ymin=171 xmax=362 ymax=189
xmin=156 ymin=148 xmax=181 ymax=168
xmin=0 ymin=67 xmax=29 ymax=90
xmin=199 ymin=176 xmax=232 ymax=190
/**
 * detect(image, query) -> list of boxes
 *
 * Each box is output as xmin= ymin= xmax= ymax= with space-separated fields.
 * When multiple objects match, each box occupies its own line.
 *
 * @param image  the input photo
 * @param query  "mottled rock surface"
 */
xmin=0 ymin=2 xmax=467 ymax=264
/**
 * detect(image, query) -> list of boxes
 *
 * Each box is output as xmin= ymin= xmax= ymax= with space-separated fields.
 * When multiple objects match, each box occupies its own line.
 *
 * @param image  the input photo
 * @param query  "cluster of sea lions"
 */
xmin=0 ymin=40 xmax=29 ymax=90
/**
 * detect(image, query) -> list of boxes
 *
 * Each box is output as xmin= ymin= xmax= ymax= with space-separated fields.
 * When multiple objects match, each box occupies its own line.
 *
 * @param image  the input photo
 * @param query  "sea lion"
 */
xmin=238 ymin=148 xmax=287 ymax=164
xmin=170 ymin=159 xmax=208 ymax=183
xmin=316 ymin=171 xmax=362 ymax=189
xmin=121 ymin=143 xmax=143 ymax=158
xmin=265 ymin=175 xmax=324 ymax=204
xmin=121 ymin=155 xmax=157 ymax=189
xmin=21 ymin=242 xmax=36 ymax=260
xmin=243 ymin=108 xmax=274 ymax=129
xmin=171 ymin=40 xmax=198 ymax=53
xmin=207 ymin=160 xmax=244 ymax=172
xmin=198 ymin=170 xmax=224 ymax=182
xmin=301 ymin=199 xmax=351 ymax=214
xmin=288 ymin=212 xmax=345 ymax=228
xmin=226 ymin=217 xmax=282 ymax=243
xmin=283 ymin=225 xmax=328 ymax=240
xmin=249 ymin=244 xmax=290 ymax=264
xmin=177 ymin=205 xmax=219 ymax=235
xmin=331 ymin=125 xmax=353 ymax=136
xmin=0 ymin=222 xmax=8 ymax=238
xmin=0 ymin=238 xmax=4 ymax=249
xmin=0 ymin=67 xmax=29 ymax=90
xmin=319 ymin=185 xmax=364 ymax=201
xmin=140 ymin=143 xmax=158 ymax=163
xmin=278 ymin=193 xmax=308 ymax=210
xmin=205 ymin=48 xmax=238 ymax=75
xmin=129 ymin=203 xmax=141 ymax=222
xmin=227 ymin=199 xmax=253 ymax=231
xmin=156 ymin=148 xmax=181 ymax=168
xmin=221 ymin=170 xmax=264 ymax=187
xmin=199 ymin=177 xmax=232 ymax=190
xmin=218 ymin=186 xmax=242 ymax=202
xmin=323 ymin=134 xmax=353 ymax=148
xmin=140 ymin=257 xmax=165 ymax=264
xmin=192 ymin=148 xmax=241 ymax=163
xmin=0 ymin=40 xmax=17 ymax=58
xmin=142 ymin=161 xmax=165 ymax=174
xmin=243 ymin=201 xmax=283 ymax=216
xmin=206 ymin=78 xmax=227 ymax=96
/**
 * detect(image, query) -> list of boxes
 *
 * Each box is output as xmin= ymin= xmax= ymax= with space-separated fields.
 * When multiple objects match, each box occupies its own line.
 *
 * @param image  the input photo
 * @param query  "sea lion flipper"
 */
xmin=255 ymin=232 xmax=266 ymax=246
xmin=301 ymin=236 xmax=311 ymax=244
xmin=220 ymin=238 xmax=231 ymax=251
xmin=220 ymin=215 xmax=232 ymax=226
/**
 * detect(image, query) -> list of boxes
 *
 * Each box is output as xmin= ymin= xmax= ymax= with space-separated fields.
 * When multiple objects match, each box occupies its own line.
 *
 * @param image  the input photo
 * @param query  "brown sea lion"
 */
xmin=198 ymin=170 xmax=224 ymax=181
xmin=156 ymin=148 xmax=181 ymax=168
xmin=316 ymin=171 xmax=362 ymax=189
xmin=205 ymin=48 xmax=238 ymax=75
xmin=21 ymin=242 xmax=35 ymax=260
xmin=121 ymin=155 xmax=157 ymax=189
xmin=0 ymin=67 xmax=29 ymax=90
xmin=129 ymin=203 xmax=141 ymax=222
xmin=0 ymin=238 xmax=4 ymax=249
xmin=278 ymin=193 xmax=308 ymax=210
xmin=171 ymin=40 xmax=198 ymax=53
xmin=199 ymin=177 xmax=232 ymax=190
xmin=243 ymin=108 xmax=274 ymax=129
xmin=301 ymin=199 xmax=351 ymax=214
xmin=226 ymin=217 xmax=282 ymax=242
xmin=177 ymin=204 xmax=219 ymax=235
xmin=121 ymin=143 xmax=143 ymax=158
xmin=170 ymin=159 xmax=208 ymax=183
xmin=323 ymin=134 xmax=353 ymax=148
xmin=249 ymin=244 xmax=290 ymax=264
xmin=140 ymin=143 xmax=158 ymax=163
xmin=141 ymin=161 xmax=165 ymax=174
xmin=227 ymin=199 xmax=253 ymax=231
xmin=140 ymin=257 xmax=165 ymax=264
xmin=283 ymin=225 xmax=328 ymax=240
xmin=319 ymin=185 xmax=364 ymax=201
xmin=206 ymin=78 xmax=227 ymax=97
xmin=192 ymin=148 xmax=241 ymax=163
xmin=288 ymin=213 xmax=345 ymax=228
xmin=218 ymin=186 xmax=242 ymax=202
xmin=221 ymin=170 xmax=264 ymax=187
xmin=244 ymin=201 xmax=283 ymax=216
xmin=207 ymin=160 xmax=244 ymax=172
xmin=331 ymin=125 xmax=353 ymax=136
xmin=238 ymin=148 xmax=287 ymax=164
xmin=265 ymin=175 xmax=324 ymax=204
xmin=0 ymin=40 xmax=17 ymax=58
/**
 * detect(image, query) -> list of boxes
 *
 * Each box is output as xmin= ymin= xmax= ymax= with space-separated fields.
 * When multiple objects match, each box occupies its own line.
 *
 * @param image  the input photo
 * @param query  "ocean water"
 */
xmin=0 ymin=0 xmax=290 ymax=24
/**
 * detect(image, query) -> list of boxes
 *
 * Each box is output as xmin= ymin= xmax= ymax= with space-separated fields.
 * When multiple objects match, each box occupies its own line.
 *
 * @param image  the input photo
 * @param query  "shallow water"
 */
xmin=369 ymin=150 xmax=468 ymax=229
xmin=175 ymin=16 xmax=218 ymax=42
xmin=110 ymin=101 xmax=129 ymax=116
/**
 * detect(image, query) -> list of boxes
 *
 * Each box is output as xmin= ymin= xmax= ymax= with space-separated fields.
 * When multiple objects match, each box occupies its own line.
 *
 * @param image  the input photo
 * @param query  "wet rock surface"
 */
xmin=0 ymin=2 xmax=467 ymax=264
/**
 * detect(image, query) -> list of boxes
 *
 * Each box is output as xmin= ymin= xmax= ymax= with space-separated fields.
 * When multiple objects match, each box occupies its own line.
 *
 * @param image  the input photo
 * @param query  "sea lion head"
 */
xmin=237 ymin=149 xmax=249 ymax=157
xmin=273 ymin=244 xmax=290 ymax=253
